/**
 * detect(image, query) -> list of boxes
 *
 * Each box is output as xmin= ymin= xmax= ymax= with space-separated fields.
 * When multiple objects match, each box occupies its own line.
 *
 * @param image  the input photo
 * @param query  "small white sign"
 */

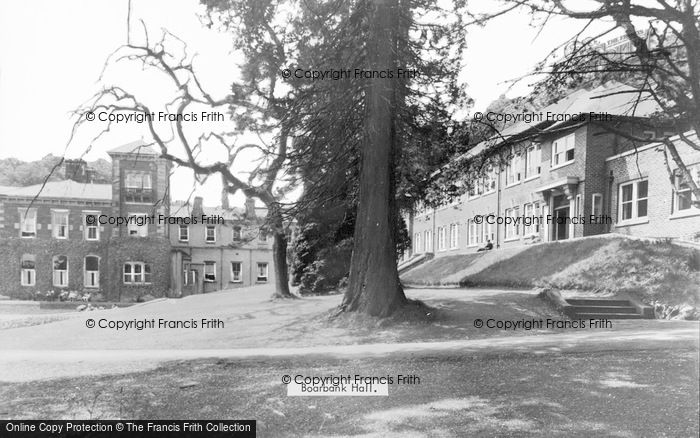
xmin=287 ymin=381 xmax=388 ymax=397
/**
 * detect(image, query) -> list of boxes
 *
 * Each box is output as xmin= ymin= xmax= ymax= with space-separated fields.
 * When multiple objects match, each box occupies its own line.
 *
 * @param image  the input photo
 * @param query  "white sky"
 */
xmin=0 ymin=0 xmax=614 ymax=206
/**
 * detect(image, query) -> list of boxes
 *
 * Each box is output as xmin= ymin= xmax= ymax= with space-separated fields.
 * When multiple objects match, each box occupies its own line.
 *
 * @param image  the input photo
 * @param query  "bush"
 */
xmin=298 ymin=238 xmax=353 ymax=295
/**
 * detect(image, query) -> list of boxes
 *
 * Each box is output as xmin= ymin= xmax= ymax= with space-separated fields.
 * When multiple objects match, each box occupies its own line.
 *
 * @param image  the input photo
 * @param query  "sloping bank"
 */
xmin=401 ymin=236 xmax=700 ymax=315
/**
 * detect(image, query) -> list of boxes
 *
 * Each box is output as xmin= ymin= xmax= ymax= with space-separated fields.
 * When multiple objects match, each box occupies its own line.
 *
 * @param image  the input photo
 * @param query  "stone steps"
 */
xmin=564 ymin=298 xmax=652 ymax=319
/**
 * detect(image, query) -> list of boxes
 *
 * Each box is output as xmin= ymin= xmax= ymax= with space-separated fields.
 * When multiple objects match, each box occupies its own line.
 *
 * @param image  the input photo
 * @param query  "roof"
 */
xmin=169 ymin=204 xmax=246 ymax=221
xmin=107 ymin=140 xmax=159 ymax=155
xmin=0 ymin=180 xmax=112 ymax=201
xmin=463 ymin=81 xmax=663 ymax=160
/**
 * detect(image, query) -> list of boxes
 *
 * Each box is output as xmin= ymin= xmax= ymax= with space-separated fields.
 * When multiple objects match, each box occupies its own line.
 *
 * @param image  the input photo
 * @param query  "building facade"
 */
xmin=0 ymin=141 xmax=275 ymax=301
xmin=408 ymin=84 xmax=700 ymax=258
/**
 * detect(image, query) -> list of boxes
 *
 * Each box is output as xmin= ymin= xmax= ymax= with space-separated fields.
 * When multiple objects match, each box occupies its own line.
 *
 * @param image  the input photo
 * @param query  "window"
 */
xmin=437 ymin=227 xmax=446 ymax=251
xmin=84 ymin=256 xmax=99 ymax=288
xmin=413 ymin=232 xmax=421 ymax=253
xmin=232 ymin=226 xmax=242 ymax=241
xmin=482 ymin=216 xmax=494 ymax=244
xmin=178 ymin=225 xmax=189 ymax=241
xmin=449 ymin=224 xmax=459 ymax=249
xmin=523 ymin=203 xmax=536 ymax=235
xmin=592 ymin=194 xmax=603 ymax=216
xmin=230 ymin=262 xmax=243 ymax=282
xmin=124 ymin=172 xmax=152 ymax=203
xmin=619 ymin=180 xmax=649 ymax=221
xmin=83 ymin=211 xmax=99 ymax=240
xmin=524 ymin=145 xmax=541 ymax=178
xmin=52 ymin=210 xmax=69 ymax=239
xmin=127 ymin=214 xmax=148 ymax=237
xmin=468 ymin=220 xmax=477 ymax=246
xmin=123 ymin=262 xmax=151 ymax=284
xmin=205 ymin=225 xmax=216 ymax=243
xmin=551 ymin=133 xmax=575 ymax=167
xmin=21 ymin=255 xmax=35 ymax=286
xmin=259 ymin=231 xmax=268 ymax=243
xmin=504 ymin=208 xmax=519 ymax=240
xmin=53 ymin=255 xmax=68 ymax=287
xmin=204 ymin=261 xmax=216 ymax=282
xmin=20 ymin=208 xmax=37 ymax=238
xmin=505 ymin=153 xmax=522 ymax=186
xmin=257 ymin=262 xmax=269 ymax=282
xmin=673 ymin=168 xmax=700 ymax=213
xmin=424 ymin=230 xmax=432 ymax=253
xmin=483 ymin=167 xmax=497 ymax=194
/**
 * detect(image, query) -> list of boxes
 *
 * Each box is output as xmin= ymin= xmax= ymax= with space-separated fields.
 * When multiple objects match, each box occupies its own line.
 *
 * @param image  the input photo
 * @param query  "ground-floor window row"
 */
xmin=184 ymin=261 xmax=270 ymax=284
xmin=413 ymin=172 xmax=700 ymax=253
xmin=18 ymin=255 xmax=156 ymax=287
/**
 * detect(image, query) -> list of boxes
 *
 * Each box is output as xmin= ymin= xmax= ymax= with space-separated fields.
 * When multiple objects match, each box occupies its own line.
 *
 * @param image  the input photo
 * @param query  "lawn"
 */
xmin=1 ymin=349 xmax=697 ymax=437
xmin=401 ymin=236 xmax=700 ymax=308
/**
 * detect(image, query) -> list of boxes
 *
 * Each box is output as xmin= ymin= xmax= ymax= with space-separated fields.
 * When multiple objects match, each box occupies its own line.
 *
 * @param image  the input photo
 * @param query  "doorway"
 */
xmin=554 ymin=205 xmax=570 ymax=241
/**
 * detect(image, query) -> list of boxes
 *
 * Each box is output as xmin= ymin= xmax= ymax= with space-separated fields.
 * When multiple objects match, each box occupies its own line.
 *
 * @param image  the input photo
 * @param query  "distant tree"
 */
xmin=0 ymin=155 xmax=110 ymax=186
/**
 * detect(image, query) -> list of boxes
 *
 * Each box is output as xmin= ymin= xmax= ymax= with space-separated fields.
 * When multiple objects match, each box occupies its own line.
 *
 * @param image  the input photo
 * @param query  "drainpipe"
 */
xmin=496 ymin=165 xmax=502 ymax=248
xmin=432 ymin=207 xmax=437 ymax=253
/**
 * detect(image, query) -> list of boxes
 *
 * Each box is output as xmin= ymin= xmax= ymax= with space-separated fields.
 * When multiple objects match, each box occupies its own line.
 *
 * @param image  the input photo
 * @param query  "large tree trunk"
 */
xmin=269 ymin=209 xmax=293 ymax=299
xmin=341 ymin=0 xmax=406 ymax=317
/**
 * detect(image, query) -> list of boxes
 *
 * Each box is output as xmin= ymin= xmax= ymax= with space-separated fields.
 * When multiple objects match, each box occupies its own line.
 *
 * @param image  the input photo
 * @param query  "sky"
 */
xmin=0 ymin=0 xmax=613 ymax=206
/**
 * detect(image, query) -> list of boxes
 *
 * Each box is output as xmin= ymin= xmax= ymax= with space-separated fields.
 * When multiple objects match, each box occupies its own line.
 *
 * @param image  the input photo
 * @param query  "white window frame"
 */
xmin=524 ymin=144 xmax=542 ymax=179
xmin=123 ymin=261 xmax=151 ymax=284
xmin=230 ymin=261 xmax=243 ymax=283
xmin=468 ymin=220 xmax=477 ymax=247
xmin=551 ymin=133 xmax=575 ymax=169
xmin=52 ymin=209 xmax=69 ymax=239
xmin=20 ymin=208 xmax=37 ymax=238
xmin=178 ymin=225 xmax=189 ymax=242
xmin=84 ymin=255 xmax=100 ymax=288
xmin=618 ymin=179 xmax=649 ymax=223
xmin=505 ymin=152 xmax=522 ymax=186
xmin=437 ymin=226 xmax=446 ymax=251
xmin=523 ymin=203 xmax=534 ymax=236
xmin=424 ymin=230 xmax=432 ymax=253
xmin=205 ymin=225 xmax=216 ymax=243
xmin=53 ymin=255 xmax=69 ymax=287
xmin=483 ymin=167 xmax=497 ymax=194
xmin=127 ymin=213 xmax=148 ymax=237
xmin=232 ymin=226 xmax=242 ymax=241
xmin=204 ymin=261 xmax=216 ymax=282
xmin=449 ymin=223 xmax=459 ymax=249
xmin=125 ymin=172 xmax=152 ymax=189
xmin=592 ymin=194 xmax=603 ymax=217
xmin=413 ymin=232 xmax=421 ymax=253
xmin=83 ymin=211 xmax=100 ymax=241
xmin=504 ymin=208 xmax=520 ymax=240
xmin=672 ymin=167 xmax=700 ymax=215
xmin=256 ymin=262 xmax=269 ymax=282
xmin=20 ymin=255 xmax=36 ymax=286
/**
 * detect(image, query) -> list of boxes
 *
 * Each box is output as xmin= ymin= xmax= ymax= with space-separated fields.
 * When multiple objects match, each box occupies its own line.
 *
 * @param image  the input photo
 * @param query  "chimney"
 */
xmin=221 ymin=189 xmax=230 ymax=210
xmin=244 ymin=197 xmax=256 ymax=219
xmin=192 ymin=196 xmax=204 ymax=217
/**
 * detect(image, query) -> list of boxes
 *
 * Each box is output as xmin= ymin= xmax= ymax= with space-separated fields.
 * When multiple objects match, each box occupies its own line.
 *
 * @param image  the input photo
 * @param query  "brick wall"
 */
xmin=607 ymin=138 xmax=700 ymax=241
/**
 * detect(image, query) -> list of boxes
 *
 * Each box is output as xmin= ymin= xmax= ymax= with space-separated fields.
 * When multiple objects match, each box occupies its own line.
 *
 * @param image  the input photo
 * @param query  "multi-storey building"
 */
xmin=408 ymin=83 xmax=700 ymax=258
xmin=169 ymin=197 xmax=275 ymax=295
xmin=0 ymin=141 xmax=275 ymax=300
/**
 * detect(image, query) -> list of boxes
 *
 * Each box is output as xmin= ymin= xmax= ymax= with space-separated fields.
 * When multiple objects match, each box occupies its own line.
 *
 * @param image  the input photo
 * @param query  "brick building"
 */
xmin=0 ymin=140 xmax=275 ymax=300
xmin=408 ymin=83 xmax=700 ymax=259
xmin=168 ymin=197 xmax=275 ymax=296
